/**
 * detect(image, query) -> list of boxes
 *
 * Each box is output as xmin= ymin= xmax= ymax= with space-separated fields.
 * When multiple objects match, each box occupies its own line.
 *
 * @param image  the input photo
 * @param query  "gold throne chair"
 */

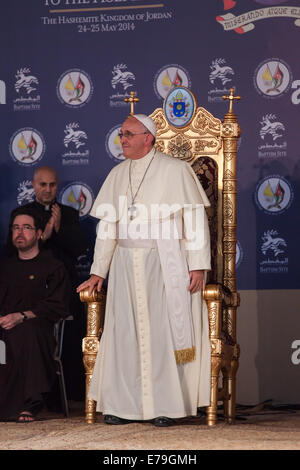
xmin=80 ymin=88 xmax=241 ymax=426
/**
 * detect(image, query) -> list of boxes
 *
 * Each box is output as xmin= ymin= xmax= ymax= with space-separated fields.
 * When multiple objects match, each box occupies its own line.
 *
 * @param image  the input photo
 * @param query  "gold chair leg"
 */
xmin=82 ymin=351 xmax=98 ymax=423
xmin=84 ymin=370 xmax=96 ymax=424
xmin=225 ymin=352 xmax=239 ymax=424
xmin=80 ymin=289 xmax=104 ymax=424
xmin=206 ymin=354 xmax=222 ymax=426
xmin=221 ymin=356 xmax=232 ymax=422
xmin=204 ymin=289 xmax=223 ymax=427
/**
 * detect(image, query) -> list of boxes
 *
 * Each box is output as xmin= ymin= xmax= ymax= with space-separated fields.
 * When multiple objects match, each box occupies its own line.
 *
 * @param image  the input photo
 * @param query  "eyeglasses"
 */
xmin=118 ymin=131 xmax=148 ymax=140
xmin=12 ymin=224 xmax=36 ymax=232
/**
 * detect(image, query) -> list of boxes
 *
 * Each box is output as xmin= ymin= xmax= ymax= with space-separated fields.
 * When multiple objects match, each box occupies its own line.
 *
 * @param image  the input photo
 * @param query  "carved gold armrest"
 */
xmin=203 ymin=283 xmax=224 ymax=339
xmin=203 ymin=283 xmax=240 ymax=339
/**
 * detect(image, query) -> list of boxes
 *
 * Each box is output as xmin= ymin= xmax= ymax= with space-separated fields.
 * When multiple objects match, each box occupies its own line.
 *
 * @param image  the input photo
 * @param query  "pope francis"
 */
xmin=77 ymin=113 xmax=211 ymax=427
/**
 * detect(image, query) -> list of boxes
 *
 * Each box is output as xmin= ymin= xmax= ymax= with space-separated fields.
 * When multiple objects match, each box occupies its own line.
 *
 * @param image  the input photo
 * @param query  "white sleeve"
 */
xmin=90 ymin=220 xmax=117 ymax=279
xmin=183 ymin=205 xmax=211 ymax=271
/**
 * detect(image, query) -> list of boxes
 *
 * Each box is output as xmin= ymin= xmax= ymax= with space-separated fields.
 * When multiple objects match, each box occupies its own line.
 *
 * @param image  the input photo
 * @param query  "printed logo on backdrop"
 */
xmin=59 ymin=182 xmax=94 ymax=218
xmin=259 ymin=229 xmax=288 ymax=274
xmin=110 ymin=64 xmax=135 ymax=108
xmin=62 ymin=122 xmax=90 ymax=166
xmin=217 ymin=1 xmax=300 ymax=34
xmin=164 ymin=87 xmax=196 ymax=128
xmin=255 ymin=175 xmax=293 ymax=214
xmin=105 ymin=125 xmax=125 ymax=162
xmin=17 ymin=180 xmax=35 ymax=206
xmin=208 ymin=58 xmax=235 ymax=103
xmin=9 ymin=128 xmax=45 ymax=166
xmin=154 ymin=65 xmax=191 ymax=100
xmin=57 ymin=69 xmax=93 ymax=108
xmin=254 ymin=59 xmax=292 ymax=98
xmin=236 ymin=240 xmax=243 ymax=269
xmin=0 ymin=79 xmax=6 ymax=104
xmin=258 ymin=114 xmax=287 ymax=158
xmin=13 ymin=68 xmax=40 ymax=111
xmin=291 ymin=79 xmax=300 ymax=104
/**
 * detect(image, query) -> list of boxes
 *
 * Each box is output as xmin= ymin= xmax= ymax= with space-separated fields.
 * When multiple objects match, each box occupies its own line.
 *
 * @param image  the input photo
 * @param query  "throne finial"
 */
xmin=222 ymin=88 xmax=240 ymax=114
xmin=124 ymin=91 xmax=140 ymax=115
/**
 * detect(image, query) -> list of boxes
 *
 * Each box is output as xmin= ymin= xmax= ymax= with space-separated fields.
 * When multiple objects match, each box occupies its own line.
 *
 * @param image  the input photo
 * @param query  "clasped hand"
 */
xmin=42 ymin=204 xmax=61 ymax=241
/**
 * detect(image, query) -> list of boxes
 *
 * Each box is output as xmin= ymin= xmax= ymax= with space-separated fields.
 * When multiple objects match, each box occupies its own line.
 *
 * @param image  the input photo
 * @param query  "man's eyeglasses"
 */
xmin=11 ymin=224 xmax=36 ymax=232
xmin=118 ymin=131 xmax=148 ymax=140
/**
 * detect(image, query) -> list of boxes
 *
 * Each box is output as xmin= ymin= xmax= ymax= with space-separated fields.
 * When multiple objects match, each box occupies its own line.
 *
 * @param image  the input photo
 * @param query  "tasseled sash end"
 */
xmin=174 ymin=346 xmax=196 ymax=365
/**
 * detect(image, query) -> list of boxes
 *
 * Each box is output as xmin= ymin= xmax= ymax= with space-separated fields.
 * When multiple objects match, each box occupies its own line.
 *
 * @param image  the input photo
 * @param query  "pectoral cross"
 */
xmin=128 ymin=204 xmax=138 ymax=221
xmin=222 ymin=88 xmax=241 ymax=114
xmin=124 ymin=91 xmax=139 ymax=115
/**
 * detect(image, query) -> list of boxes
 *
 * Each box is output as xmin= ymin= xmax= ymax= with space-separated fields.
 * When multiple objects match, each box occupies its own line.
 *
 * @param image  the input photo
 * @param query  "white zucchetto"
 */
xmin=133 ymin=114 xmax=156 ymax=137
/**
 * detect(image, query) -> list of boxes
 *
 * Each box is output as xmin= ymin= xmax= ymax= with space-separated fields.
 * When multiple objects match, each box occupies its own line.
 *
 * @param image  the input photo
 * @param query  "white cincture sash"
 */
xmin=156 ymin=219 xmax=195 ymax=365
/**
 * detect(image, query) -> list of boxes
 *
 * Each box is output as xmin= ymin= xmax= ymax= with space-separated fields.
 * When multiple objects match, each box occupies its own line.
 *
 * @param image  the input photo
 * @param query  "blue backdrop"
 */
xmin=1 ymin=0 xmax=299 ymax=291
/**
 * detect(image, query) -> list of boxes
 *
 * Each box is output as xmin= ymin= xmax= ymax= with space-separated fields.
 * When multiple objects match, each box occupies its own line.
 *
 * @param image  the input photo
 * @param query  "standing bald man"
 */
xmin=77 ymin=114 xmax=211 ymax=426
xmin=8 ymin=166 xmax=88 ymax=402
xmin=24 ymin=166 xmax=88 ymax=284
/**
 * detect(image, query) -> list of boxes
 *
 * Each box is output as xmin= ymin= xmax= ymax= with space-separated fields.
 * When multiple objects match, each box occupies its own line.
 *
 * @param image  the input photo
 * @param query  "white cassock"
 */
xmin=88 ymin=147 xmax=211 ymax=420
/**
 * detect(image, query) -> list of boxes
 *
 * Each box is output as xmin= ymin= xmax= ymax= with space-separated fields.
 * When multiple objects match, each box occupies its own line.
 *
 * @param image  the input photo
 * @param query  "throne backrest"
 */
xmin=149 ymin=88 xmax=240 ymax=290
